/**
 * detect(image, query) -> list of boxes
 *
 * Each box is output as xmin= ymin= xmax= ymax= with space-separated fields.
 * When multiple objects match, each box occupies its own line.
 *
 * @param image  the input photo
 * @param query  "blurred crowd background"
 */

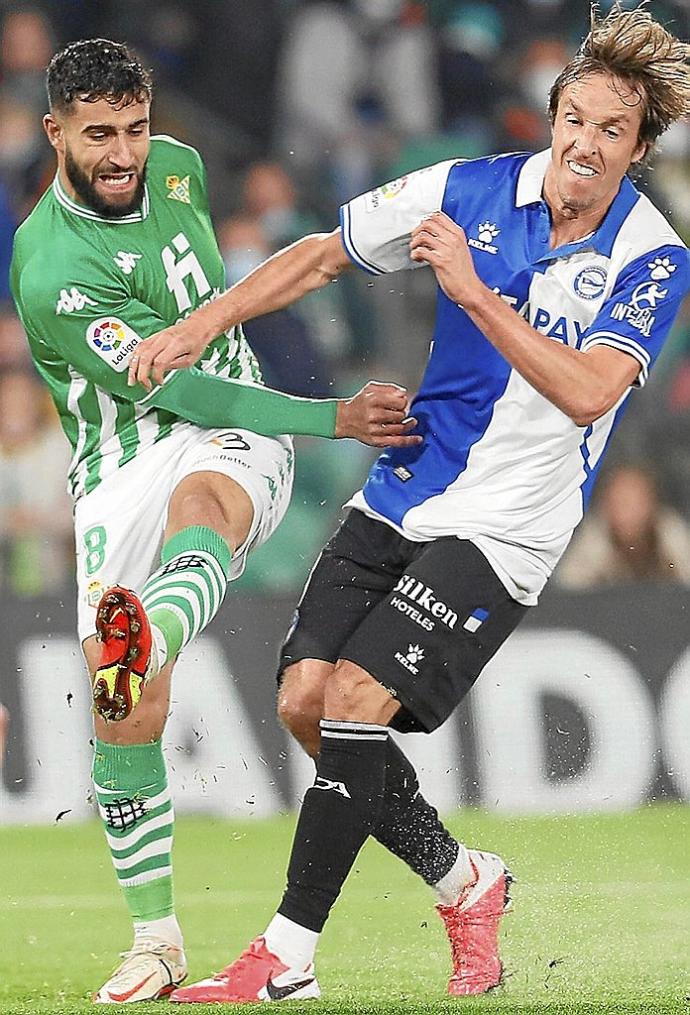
xmin=1 ymin=0 xmax=690 ymax=600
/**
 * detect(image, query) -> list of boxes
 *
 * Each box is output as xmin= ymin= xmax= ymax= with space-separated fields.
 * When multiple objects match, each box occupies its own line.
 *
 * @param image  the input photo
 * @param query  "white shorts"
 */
xmin=74 ymin=425 xmax=294 ymax=643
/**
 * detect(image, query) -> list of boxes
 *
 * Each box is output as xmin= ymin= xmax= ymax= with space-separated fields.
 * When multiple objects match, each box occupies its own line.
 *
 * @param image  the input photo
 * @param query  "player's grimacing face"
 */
xmin=47 ymin=95 xmax=151 ymax=217
xmin=548 ymin=73 xmax=647 ymax=214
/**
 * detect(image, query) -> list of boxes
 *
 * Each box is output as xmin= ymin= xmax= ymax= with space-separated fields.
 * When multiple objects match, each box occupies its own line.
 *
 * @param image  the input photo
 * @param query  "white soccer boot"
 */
xmin=94 ymin=939 xmax=187 ymax=1004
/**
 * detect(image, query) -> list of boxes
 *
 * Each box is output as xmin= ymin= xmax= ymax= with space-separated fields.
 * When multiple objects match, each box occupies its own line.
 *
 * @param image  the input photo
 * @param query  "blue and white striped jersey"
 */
xmin=339 ymin=149 xmax=690 ymax=604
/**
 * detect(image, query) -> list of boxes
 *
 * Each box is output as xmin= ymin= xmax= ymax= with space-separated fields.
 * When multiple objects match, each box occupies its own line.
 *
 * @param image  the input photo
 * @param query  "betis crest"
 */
xmin=166 ymin=174 xmax=191 ymax=205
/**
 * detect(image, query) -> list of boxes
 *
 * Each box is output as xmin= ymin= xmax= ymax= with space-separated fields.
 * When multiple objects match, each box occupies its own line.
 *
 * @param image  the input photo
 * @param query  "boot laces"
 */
xmin=216 ymin=940 xmax=268 ymax=980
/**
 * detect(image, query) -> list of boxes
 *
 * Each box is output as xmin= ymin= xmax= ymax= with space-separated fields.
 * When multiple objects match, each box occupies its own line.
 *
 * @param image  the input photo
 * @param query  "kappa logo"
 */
xmin=394 ymin=643 xmax=425 ymax=676
xmin=55 ymin=287 xmax=98 ymax=315
xmin=113 ymin=251 xmax=142 ymax=275
xmin=648 ymin=256 xmax=676 ymax=281
xmin=313 ymin=776 xmax=351 ymax=799
xmin=166 ymin=174 xmax=191 ymax=205
xmin=86 ymin=317 xmax=142 ymax=372
xmin=468 ymin=222 xmax=499 ymax=254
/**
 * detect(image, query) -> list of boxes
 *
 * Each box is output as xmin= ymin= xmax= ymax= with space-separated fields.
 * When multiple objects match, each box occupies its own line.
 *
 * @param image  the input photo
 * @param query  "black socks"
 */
xmin=279 ymin=720 xmax=389 ymax=932
xmin=374 ymin=737 xmax=460 ymax=885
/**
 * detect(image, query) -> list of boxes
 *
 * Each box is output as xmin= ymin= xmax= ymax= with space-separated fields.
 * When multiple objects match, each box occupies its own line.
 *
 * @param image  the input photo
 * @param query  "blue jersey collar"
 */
xmin=516 ymin=148 xmax=641 ymax=260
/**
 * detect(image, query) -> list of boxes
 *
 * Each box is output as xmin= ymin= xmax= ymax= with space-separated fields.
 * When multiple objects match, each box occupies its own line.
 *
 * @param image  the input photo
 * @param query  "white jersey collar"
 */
xmin=52 ymin=173 xmax=150 ymax=224
xmin=515 ymin=149 xmax=552 ymax=207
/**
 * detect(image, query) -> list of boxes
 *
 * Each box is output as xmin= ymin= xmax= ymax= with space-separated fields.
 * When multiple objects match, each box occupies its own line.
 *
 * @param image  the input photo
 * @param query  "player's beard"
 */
xmin=64 ymin=148 xmax=147 ymax=218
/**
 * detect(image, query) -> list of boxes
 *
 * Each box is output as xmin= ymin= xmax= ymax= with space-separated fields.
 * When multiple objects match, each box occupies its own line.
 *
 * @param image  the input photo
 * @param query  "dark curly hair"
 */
xmin=47 ymin=38 xmax=152 ymax=112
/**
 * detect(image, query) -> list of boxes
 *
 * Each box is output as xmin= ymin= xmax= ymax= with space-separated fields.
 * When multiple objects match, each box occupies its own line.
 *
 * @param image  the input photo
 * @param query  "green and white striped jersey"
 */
xmin=11 ymin=135 xmax=262 ymax=500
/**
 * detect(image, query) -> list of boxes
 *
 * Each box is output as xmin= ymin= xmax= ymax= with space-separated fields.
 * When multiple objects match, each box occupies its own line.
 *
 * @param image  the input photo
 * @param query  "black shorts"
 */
xmin=278 ymin=509 xmax=528 ymax=733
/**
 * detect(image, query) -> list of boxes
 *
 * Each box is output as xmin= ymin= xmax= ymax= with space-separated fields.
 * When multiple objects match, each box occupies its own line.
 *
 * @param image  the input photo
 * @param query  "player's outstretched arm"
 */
xmin=12 ymin=259 xmax=419 ymax=449
xmin=129 ymin=229 xmax=352 ymax=391
xmin=148 ymin=371 xmax=422 ymax=448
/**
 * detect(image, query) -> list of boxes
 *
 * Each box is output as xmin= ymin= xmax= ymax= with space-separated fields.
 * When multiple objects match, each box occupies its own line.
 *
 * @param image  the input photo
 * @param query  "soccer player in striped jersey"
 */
xmin=10 ymin=39 xmax=420 ymax=1004
xmin=132 ymin=6 xmax=690 ymax=1005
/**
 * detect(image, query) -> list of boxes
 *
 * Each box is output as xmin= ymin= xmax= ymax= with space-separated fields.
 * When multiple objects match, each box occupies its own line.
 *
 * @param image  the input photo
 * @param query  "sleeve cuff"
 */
xmin=339 ymin=204 xmax=385 ymax=275
xmin=580 ymin=331 xmax=650 ymax=387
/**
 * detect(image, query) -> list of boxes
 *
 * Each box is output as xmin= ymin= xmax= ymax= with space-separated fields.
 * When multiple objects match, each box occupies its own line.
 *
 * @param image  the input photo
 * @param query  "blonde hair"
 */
xmin=549 ymin=2 xmax=690 ymax=150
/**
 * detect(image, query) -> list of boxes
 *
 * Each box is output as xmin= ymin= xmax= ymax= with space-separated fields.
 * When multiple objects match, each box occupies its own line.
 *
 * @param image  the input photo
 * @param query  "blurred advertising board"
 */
xmin=0 ymin=586 xmax=688 ymax=823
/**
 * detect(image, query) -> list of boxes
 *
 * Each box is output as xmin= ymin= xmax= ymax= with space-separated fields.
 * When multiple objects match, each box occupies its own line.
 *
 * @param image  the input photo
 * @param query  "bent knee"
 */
xmin=277 ymin=683 xmax=322 ymax=732
xmin=324 ymin=661 xmax=372 ymax=712
xmin=324 ymin=659 xmax=397 ymax=724
xmin=277 ymin=662 xmax=329 ymax=753
xmin=172 ymin=490 xmax=227 ymax=534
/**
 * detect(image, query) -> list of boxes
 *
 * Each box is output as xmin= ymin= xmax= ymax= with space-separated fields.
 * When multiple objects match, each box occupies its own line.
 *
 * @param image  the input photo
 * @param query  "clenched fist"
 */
xmin=335 ymin=381 xmax=422 ymax=448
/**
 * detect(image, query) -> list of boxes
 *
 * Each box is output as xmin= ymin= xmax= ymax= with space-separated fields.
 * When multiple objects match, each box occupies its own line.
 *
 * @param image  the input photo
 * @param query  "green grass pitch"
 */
xmin=0 ymin=806 xmax=688 ymax=1014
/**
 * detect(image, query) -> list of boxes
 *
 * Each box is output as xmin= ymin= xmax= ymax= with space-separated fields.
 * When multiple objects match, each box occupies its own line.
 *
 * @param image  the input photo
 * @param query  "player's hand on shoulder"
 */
xmin=128 ymin=318 xmax=212 ymax=391
xmin=335 ymin=381 xmax=422 ymax=448
xmin=409 ymin=211 xmax=481 ymax=307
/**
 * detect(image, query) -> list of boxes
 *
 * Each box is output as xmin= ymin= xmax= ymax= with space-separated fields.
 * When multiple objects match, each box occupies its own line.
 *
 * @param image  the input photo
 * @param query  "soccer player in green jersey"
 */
xmin=10 ymin=39 xmax=419 ymax=1003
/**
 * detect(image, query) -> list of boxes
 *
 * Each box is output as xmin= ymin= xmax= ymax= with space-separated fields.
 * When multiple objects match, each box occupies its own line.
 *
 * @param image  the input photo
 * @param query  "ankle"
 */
xmin=264 ymin=913 xmax=318 ymax=970
xmin=134 ymin=914 xmax=183 ymax=949
xmin=433 ymin=845 xmax=476 ymax=906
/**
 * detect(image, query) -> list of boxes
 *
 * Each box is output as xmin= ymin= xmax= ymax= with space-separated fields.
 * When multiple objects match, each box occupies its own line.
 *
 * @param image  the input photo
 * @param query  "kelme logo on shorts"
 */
xmin=86 ymin=317 xmax=142 ymax=372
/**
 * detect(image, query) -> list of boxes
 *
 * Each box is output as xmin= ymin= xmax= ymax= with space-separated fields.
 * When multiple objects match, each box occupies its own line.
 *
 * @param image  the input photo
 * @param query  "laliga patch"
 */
xmin=86 ymin=317 xmax=142 ymax=372
xmin=365 ymin=175 xmax=408 ymax=213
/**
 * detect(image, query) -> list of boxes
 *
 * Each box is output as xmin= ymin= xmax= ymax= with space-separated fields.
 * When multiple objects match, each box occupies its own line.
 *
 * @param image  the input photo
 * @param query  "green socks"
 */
xmin=92 ymin=738 xmax=175 ymax=921
xmin=142 ymin=525 xmax=232 ymax=669
xmin=91 ymin=530 xmax=232 ymax=925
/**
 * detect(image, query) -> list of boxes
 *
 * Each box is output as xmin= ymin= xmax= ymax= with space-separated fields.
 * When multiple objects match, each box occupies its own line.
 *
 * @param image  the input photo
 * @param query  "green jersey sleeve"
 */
xmin=12 ymin=255 xmax=167 ymax=401
xmin=148 ymin=369 xmax=338 ymax=438
xmin=12 ymin=257 xmax=338 ymax=438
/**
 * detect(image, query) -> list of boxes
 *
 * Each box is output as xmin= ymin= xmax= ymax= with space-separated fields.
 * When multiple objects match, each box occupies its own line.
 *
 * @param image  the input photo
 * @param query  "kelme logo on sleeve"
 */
xmin=86 ymin=317 xmax=142 ymax=372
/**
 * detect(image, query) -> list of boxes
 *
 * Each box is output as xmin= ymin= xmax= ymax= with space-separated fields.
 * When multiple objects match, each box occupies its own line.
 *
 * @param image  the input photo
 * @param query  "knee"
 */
xmin=324 ymin=660 xmax=392 ymax=723
xmin=173 ymin=489 xmax=226 ymax=534
xmin=277 ymin=663 xmax=329 ymax=757
xmin=168 ymin=476 xmax=253 ymax=553
xmin=277 ymin=683 xmax=322 ymax=756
